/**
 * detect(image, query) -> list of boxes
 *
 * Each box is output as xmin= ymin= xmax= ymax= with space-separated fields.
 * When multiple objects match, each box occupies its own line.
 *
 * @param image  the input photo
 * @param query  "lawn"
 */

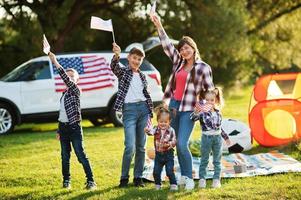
xmin=0 ymin=87 xmax=300 ymax=200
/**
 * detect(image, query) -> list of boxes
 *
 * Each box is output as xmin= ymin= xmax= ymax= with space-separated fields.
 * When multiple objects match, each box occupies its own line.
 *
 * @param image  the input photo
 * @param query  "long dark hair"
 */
xmin=171 ymin=36 xmax=201 ymax=91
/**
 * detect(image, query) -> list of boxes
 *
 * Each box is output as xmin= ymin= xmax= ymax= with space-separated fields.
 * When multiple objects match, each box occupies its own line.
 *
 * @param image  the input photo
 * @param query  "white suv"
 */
xmin=0 ymin=51 xmax=164 ymax=134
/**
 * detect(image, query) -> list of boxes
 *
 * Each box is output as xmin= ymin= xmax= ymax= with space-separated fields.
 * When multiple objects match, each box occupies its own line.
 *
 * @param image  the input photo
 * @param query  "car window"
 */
xmin=1 ymin=61 xmax=51 ymax=82
xmin=119 ymin=58 xmax=156 ymax=71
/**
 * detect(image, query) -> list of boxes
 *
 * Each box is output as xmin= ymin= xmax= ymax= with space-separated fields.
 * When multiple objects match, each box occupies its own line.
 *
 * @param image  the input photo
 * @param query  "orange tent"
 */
xmin=248 ymin=73 xmax=301 ymax=147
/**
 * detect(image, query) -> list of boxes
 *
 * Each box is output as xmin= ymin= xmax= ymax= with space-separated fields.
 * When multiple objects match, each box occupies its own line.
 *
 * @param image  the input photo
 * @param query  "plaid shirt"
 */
xmin=57 ymin=67 xmax=81 ymax=124
xmin=110 ymin=56 xmax=153 ymax=116
xmin=152 ymin=126 xmax=176 ymax=152
xmin=191 ymin=109 xmax=229 ymax=140
xmin=158 ymin=28 xmax=214 ymax=111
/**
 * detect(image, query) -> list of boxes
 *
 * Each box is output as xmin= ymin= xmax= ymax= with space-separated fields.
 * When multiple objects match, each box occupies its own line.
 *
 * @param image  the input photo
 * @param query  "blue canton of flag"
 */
xmin=53 ymin=55 xmax=115 ymax=92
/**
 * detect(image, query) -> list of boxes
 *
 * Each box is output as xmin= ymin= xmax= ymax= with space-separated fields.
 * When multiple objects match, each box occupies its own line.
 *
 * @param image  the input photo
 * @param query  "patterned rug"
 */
xmin=142 ymin=151 xmax=301 ymax=181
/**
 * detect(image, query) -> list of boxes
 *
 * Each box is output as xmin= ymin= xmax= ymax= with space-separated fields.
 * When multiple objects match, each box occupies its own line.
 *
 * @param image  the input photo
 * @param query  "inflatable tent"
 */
xmin=249 ymin=73 xmax=301 ymax=147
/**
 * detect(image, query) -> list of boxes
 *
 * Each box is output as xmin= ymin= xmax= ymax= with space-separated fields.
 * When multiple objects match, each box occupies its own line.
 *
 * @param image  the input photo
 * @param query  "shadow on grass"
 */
xmin=66 ymin=186 xmax=116 ymax=200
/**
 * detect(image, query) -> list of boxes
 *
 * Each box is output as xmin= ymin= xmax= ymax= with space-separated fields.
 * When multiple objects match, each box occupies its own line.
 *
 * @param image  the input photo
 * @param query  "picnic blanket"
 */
xmin=142 ymin=151 xmax=301 ymax=181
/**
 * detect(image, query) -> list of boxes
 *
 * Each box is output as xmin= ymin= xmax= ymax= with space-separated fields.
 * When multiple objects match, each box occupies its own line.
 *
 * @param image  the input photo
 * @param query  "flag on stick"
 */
xmin=43 ymin=34 xmax=50 ymax=55
xmin=149 ymin=0 xmax=157 ymax=17
xmin=90 ymin=16 xmax=115 ymax=43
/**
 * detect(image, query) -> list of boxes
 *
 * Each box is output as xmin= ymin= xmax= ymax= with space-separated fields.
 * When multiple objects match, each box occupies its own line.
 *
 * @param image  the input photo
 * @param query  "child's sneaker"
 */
xmin=184 ymin=178 xmax=195 ymax=190
xmin=212 ymin=179 xmax=221 ymax=188
xmin=170 ymin=184 xmax=178 ymax=191
xmin=86 ymin=181 xmax=97 ymax=190
xmin=177 ymin=176 xmax=187 ymax=187
xmin=198 ymin=179 xmax=206 ymax=188
xmin=155 ymin=184 xmax=161 ymax=190
xmin=118 ymin=178 xmax=129 ymax=188
xmin=62 ymin=180 xmax=71 ymax=189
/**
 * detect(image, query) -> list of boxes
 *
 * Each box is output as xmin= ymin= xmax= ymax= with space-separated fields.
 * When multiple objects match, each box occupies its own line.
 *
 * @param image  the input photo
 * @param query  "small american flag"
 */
xmin=198 ymin=100 xmax=213 ymax=113
xmin=53 ymin=55 xmax=115 ymax=92
xmin=43 ymin=34 xmax=50 ymax=55
xmin=149 ymin=0 xmax=157 ymax=17
xmin=146 ymin=115 xmax=153 ymax=129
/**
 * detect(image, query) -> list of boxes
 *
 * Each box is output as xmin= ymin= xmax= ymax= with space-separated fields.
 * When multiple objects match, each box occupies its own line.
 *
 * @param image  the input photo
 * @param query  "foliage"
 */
xmin=1 ymin=0 xmax=301 ymax=87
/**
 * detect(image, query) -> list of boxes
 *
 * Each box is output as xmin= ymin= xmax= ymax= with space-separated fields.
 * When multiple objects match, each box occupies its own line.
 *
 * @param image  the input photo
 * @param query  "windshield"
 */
xmin=1 ymin=62 xmax=31 ymax=82
xmin=1 ymin=61 xmax=51 ymax=82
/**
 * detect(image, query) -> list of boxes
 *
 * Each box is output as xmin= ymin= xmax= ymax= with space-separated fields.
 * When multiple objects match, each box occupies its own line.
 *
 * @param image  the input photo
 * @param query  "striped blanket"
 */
xmin=142 ymin=151 xmax=301 ymax=181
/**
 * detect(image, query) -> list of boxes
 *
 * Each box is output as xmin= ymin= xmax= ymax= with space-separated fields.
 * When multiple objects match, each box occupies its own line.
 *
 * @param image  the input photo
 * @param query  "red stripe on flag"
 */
xmin=55 ymin=83 xmax=114 ymax=93
xmin=55 ymin=78 xmax=114 ymax=86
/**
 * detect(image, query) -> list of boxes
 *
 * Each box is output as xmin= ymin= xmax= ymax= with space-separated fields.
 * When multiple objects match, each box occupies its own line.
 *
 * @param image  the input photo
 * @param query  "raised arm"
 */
xmin=48 ymin=52 xmax=79 ymax=94
xmin=150 ymin=14 xmax=182 ymax=68
xmin=110 ymin=43 xmax=125 ymax=78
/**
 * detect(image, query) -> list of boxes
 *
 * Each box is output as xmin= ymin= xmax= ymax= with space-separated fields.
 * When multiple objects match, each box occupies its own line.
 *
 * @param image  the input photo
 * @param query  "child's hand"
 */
xmin=48 ymin=52 xmax=57 ymax=64
xmin=56 ymin=133 xmax=60 ymax=140
xmin=150 ymin=14 xmax=163 ymax=29
xmin=144 ymin=127 xmax=152 ymax=135
xmin=225 ymin=139 xmax=231 ymax=146
xmin=163 ymin=142 xmax=170 ymax=148
xmin=112 ymin=43 xmax=121 ymax=57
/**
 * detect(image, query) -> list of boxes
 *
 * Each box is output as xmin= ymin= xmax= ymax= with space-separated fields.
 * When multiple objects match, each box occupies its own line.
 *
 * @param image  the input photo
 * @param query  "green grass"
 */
xmin=0 ymin=87 xmax=300 ymax=200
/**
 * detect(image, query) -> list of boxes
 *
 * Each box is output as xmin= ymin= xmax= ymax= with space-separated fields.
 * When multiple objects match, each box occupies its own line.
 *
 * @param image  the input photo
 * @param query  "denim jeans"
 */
xmin=59 ymin=122 xmax=94 ymax=182
xmin=169 ymin=98 xmax=195 ymax=179
xmin=121 ymin=101 xmax=149 ymax=179
xmin=153 ymin=149 xmax=177 ymax=185
xmin=199 ymin=134 xmax=222 ymax=180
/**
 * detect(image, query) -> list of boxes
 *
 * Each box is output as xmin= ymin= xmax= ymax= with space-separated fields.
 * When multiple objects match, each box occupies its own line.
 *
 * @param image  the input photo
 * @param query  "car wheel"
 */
xmin=0 ymin=103 xmax=15 ymax=135
xmin=109 ymin=106 xmax=123 ymax=127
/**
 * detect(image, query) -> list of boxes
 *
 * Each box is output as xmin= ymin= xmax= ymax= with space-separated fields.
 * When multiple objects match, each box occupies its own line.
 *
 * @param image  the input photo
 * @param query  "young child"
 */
xmin=191 ymin=88 xmax=231 ymax=189
xmin=48 ymin=52 xmax=97 ymax=190
xmin=144 ymin=105 xmax=178 ymax=191
xmin=111 ymin=43 xmax=153 ymax=188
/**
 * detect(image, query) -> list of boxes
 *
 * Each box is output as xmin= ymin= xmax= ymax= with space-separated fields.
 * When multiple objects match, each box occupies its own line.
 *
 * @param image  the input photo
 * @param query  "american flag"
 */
xmin=195 ymin=100 xmax=213 ymax=113
xmin=146 ymin=115 xmax=153 ymax=129
xmin=53 ymin=55 xmax=115 ymax=92
xmin=43 ymin=34 xmax=50 ymax=55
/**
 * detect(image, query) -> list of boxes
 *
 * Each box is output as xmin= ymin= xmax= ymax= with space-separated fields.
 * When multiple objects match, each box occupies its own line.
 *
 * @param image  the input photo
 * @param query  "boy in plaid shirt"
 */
xmin=48 ymin=52 xmax=96 ymax=190
xmin=145 ymin=105 xmax=178 ymax=191
xmin=111 ymin=43 xmax=153 ymax=188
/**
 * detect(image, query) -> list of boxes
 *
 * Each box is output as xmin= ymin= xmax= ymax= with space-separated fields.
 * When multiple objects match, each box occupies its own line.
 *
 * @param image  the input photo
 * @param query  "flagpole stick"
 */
xmin=112 ymin=26 xmax=116 ymax=43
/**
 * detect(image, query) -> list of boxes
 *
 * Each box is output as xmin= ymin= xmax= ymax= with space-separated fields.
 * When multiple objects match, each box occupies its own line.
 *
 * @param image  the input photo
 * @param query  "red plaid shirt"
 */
xmin=158 ymin=28 xmax=214 ymax=111
xmin=152 ymin=126 xmax=176 ymax=152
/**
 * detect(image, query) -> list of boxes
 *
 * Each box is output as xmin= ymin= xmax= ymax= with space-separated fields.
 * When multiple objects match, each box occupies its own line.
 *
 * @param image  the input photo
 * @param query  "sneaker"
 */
xmin=62 ymin=180 xmax=71 ymax=189
xmin=133 ymin=178 xmax=145 ymax=187
xmin=198 ymin=179 xmax=206 ymax=188
xmin=86 ymin=181 xmax=97 ymax=190
xmin=212 ymin=179 xmax=221 ymax=188
xmin=119 ymin=178 xmax=129 ymax=188
xmin=177 ymin=176 xmax=187 ymax=187
xmin=155 ymin=184 xmax=161 ymax=190
xmin=184 ymin=178 xmax=195 ymax=190
xmin=170 ymin=184 xmax=178 ymax=191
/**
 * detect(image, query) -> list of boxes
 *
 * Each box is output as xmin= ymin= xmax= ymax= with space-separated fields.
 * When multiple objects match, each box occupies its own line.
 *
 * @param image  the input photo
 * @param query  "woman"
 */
xmin=151 ymin=14 xmax=214 ymax=190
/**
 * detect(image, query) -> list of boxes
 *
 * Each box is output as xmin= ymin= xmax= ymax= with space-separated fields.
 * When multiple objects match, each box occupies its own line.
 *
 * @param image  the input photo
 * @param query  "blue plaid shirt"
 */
xmin=57 ymin=67 xmax=81 ymax=124
xmin=110 ymin=56 xmax=153 ymax=116
xmin=191 ymin=109 xmax=229 ymax=140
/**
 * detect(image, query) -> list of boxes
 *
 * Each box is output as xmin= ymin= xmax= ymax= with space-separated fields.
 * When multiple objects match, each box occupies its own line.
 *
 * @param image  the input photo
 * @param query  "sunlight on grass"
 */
xmin=1 ymin=87 xmax=301 ymax=200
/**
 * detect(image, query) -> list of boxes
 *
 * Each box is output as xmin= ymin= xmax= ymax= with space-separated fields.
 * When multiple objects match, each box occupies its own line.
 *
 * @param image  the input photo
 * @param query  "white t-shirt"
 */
xmin=124 ymin=72 xmax=146 ymax=103
xmin=58 ymin=93 xmax=69 ymax=122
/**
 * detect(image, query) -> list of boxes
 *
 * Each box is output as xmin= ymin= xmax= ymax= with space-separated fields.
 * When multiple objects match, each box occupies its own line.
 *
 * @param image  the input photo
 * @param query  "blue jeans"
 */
xmin=121 ymin=101 xmax=149 ymax=179
xmin=59 ymin=122 xmax=94 ymax=182
xmin=153 ymin=149 xmax=177 ymax=185
xmin=169 ymin=98 xmax=195 ymax=179
xmin=199 ymin=134 xmax=222 ymax=180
